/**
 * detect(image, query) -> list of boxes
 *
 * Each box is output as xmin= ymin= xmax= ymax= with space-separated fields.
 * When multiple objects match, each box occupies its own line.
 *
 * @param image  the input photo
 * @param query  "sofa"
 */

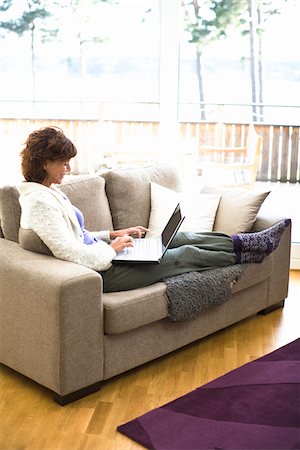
xmin=0 ymin=164 xmax=291 ymax=405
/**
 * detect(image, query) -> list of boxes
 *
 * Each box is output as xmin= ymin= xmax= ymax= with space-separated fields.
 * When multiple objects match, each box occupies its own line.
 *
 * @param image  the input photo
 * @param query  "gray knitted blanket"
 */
xmin=164 ymin=265 xmax=246 ymax=322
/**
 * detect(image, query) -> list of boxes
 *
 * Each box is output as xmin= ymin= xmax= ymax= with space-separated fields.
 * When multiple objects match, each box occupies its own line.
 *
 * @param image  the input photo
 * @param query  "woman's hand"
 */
xmin=110 ymin=226 xmax=149 ymax=240
xmin=110 ymin=236 xmax=134 ymax=254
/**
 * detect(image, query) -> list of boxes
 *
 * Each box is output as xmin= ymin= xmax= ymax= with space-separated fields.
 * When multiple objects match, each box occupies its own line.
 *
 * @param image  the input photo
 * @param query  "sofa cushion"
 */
xmin=103 ymin=282 xmax=168 ymax=335
xmin=0 ymin=185 xmax=20 ymax=242
xmin=60 ymin=175 xmax=113 ymax=231
xmin=103 ymin=257 xmax=272 ymax=335
xmin=103 ymin=165 xmax=181 ymax=230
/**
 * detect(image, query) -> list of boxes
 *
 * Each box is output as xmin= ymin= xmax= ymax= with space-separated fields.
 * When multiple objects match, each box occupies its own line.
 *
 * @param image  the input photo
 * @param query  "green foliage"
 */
xmin=183 ymin=0 xmax=288 ymax=50
xmin=238 ymin=0 xmax=288 ymax=36
xmin=182 ymin=0 xmax=246 ymax=52
xmin=0 ymin=0 xmax=58 ymax=39
xmin=0 ymin=0 xmax=12 ymax=13
xmin=1 ymin=9 xmax=50 ymax=35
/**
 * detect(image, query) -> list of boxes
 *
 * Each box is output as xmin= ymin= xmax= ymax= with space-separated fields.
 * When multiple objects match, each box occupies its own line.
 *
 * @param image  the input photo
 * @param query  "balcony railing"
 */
xmin=0 ymin=114 xmax=299 ymax=184
xmin=179 ymin=121 xmax=300 ymax=183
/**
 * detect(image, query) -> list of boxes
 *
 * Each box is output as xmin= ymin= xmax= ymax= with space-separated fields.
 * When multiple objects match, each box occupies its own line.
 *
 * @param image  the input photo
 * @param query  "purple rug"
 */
xmin=117 ymin=338 xmax=300 ymax=449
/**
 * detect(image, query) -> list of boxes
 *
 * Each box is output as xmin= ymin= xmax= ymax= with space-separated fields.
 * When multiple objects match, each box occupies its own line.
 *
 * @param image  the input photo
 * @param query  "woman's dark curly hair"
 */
xmin=20 ymin=127 xmax=77 ymax=183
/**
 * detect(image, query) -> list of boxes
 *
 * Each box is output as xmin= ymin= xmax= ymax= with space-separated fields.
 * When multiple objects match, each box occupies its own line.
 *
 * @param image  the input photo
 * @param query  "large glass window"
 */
xmin=0 ymin=0 xmax=160 ymax=120
xmin=178 ymin=0 xmax=300 ymax=125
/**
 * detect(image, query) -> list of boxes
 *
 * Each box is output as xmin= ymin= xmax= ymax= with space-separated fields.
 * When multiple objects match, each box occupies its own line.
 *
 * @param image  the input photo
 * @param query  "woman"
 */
xmin=18 ymin=127 xmax=290 ymax=292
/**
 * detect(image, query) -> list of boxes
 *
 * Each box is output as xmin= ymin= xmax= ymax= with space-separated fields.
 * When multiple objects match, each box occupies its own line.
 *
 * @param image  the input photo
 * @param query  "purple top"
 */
xmin=73 ymin=205 xmax=99 ymax=245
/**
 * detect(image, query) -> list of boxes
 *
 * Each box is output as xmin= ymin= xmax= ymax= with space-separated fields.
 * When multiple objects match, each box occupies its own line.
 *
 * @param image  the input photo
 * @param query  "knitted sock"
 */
xmin=232 ymin=219 xmax=291 ymax=256
xmin=235 ymin=251 xmax=265 ymax=264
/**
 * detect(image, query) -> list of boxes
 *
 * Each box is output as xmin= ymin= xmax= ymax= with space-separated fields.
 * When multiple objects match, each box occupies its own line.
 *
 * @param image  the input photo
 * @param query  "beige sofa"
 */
xmin=0 ymin=165 xmax=291 ymax=405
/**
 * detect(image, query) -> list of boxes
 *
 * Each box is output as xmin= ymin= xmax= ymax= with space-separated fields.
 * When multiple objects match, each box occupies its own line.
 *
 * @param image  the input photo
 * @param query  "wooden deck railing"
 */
xmin=179 ymin=122 xmax=300 ymax=183
xmin=0 ymin=118 xmax=299 ymax=183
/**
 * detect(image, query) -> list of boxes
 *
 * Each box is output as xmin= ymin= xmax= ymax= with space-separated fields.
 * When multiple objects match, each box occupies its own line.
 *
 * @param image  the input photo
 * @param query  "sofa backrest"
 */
xmin=103 ymin=164 xmax=181 ymax=230
xmin=0 ymin=165 xmax=181 ymax=244
xmin=0 ymin=164 xmax=269 ymax=249
xmin=0 ymin=174 xmax=114 ymax=243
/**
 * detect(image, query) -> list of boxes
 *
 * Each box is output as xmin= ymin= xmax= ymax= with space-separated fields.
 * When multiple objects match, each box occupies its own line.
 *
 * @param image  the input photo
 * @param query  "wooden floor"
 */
xmin=1 ymin=271 xmax=299 ymax=450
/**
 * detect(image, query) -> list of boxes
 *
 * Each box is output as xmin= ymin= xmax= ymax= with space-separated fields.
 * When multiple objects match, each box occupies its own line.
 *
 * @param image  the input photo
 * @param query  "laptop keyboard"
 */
xmin=116 ymin=238 xmax=162 ymax=260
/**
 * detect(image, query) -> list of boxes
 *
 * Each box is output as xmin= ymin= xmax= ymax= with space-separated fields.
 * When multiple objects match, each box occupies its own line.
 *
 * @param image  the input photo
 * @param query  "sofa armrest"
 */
xmin=251 ymin=214 xmax=288 ymax=232
xmin=0 ymin=239 xmax=104 ymax=397
xmin=252 ymin=214 xmax=291 ymax=307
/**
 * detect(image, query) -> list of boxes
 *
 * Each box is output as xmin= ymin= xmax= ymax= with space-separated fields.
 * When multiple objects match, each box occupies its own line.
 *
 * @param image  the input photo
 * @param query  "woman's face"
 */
xmin=42 ymin=159 xmax=71 ymax=187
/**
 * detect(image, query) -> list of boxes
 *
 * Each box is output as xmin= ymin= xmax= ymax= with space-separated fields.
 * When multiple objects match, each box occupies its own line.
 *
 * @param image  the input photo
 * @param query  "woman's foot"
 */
xmin=235 ymin=251 xmax=265 ymax=264
xmin=232 ymin=219 xmax=291 ymax=256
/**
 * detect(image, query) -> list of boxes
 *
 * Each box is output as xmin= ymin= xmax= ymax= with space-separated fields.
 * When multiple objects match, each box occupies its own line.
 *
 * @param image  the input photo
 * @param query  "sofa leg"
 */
xmin=54 ymin=381 xmax=101 ymax=406
xmin=258 ymin=300 xmax=285 ymax=316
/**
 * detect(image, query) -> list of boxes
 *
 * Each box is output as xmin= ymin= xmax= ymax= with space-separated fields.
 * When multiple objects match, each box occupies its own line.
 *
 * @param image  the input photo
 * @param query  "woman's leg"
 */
xmin=101 ymin=236 xmax=236 ymax=292
xmin=170 ymin=231 xmax=234 ymax=252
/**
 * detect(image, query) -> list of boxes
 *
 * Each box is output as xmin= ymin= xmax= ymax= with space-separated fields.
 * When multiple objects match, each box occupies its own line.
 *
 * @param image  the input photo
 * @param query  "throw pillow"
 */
xmin=147 ymin=182 xmax=179 ymax=237
xmin=180 ymin=192 xmax=221 ymax=233
xmin=147 ymin=182 xmax=221 ymax=238
xmin=213 ymin=189 xmax=270 ymax=234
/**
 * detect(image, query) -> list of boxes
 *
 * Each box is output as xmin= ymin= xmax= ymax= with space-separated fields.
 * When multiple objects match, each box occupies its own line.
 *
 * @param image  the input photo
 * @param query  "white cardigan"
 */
xmin=18 ymin=182 xmax=116 ymax=271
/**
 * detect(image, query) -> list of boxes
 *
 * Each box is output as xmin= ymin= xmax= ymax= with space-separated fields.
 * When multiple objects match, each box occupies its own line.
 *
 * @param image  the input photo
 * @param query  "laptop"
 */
xmin=113 ymin=203 xmax=185 ymax=263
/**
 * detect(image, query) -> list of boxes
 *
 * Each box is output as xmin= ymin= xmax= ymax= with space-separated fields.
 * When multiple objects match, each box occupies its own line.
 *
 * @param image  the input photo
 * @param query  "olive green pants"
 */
xmin=101 ymin=231 xmax=236 ymax=292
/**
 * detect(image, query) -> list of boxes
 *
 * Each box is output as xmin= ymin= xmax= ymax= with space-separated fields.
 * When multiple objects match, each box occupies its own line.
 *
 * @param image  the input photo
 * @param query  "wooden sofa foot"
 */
xmin=258 ymin=300 xmax=285 ymax=316
xmin=54 ymin=381 xmax=101 ymax=406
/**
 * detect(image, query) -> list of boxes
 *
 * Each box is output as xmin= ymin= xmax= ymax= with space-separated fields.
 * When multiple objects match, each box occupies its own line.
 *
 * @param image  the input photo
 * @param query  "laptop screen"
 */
xmin=162 ymin=204 xmax=183 ymax=248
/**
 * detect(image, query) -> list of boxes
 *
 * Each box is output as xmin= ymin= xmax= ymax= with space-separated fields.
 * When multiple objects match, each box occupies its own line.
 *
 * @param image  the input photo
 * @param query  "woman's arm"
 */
xmin=110 ymin=226 xmax=149 ymax=239
xmin=22 ymin=197 xmax=116 ymax=271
